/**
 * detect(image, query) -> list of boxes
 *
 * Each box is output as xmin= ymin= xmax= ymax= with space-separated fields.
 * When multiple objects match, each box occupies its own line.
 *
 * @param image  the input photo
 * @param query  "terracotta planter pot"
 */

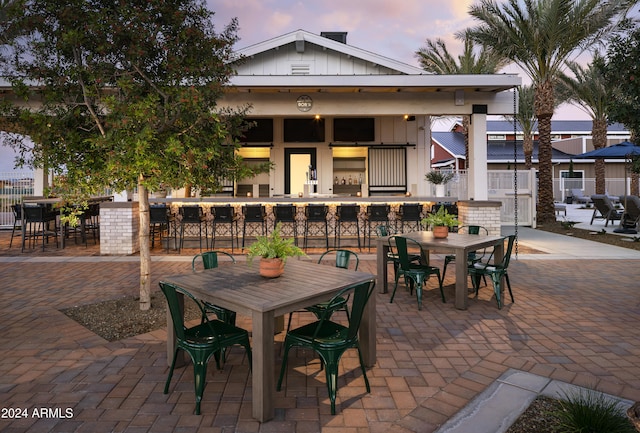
xmin=432 ymin=225 xmax=449 ymax=239
xmin=259 ymin=257 xmax=285 ymax=278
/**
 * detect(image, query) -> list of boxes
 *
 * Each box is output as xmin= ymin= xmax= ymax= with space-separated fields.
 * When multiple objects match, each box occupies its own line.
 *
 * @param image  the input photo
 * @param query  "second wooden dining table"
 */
xmin=160 ymin=259 xmax=376 ymax=422
xmin=376 ymin=231 xmax=504 ymax=310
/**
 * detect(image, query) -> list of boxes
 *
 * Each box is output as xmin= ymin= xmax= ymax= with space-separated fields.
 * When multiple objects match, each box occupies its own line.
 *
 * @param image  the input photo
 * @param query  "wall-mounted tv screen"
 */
xmin=284 ymin=118 xmax=325 ymax=142
xmin=333 ymin=117 xmax=375 ymax=142
xmin=241 ymin=118 xmax=274 ymax=142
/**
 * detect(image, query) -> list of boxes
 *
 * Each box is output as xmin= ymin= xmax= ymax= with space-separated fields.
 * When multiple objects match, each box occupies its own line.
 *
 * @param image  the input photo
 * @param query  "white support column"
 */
xmin=33 ymin=168 xmax=47 ymax=196
xmin=467 ymin=109 xmax=488 ymax=201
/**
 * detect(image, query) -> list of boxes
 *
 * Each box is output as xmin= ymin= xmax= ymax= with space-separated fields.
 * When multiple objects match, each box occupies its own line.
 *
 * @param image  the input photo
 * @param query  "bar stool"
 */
xmin=150 ymin=204 xmax=176 ymax=251
xmin=241 ymin=204 xmax=267 ymax=249
xmin=22 ymin=204 xmax=59 ymax=252
xmin=9 ymin=203 xmax=23 ymax=248
xmin=273 ymin=204 xmax=298 ymax=245
xmin=179 ymin=205 xmax=208 ymax=252
xmin=365 ymin=204 xmax=390 ymax=251
xmin=335 ymin=204 xmax=361 ymax=250
xmin=397 ymin=203 xmax=423 ymax=233
xmin=211 ymin=205 xmax=239 ymax=253
xmin=303 ymin=204 xmax=329 ymax=250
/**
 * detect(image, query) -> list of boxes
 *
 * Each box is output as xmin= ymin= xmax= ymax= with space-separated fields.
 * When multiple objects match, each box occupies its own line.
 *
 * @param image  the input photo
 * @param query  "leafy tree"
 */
xmin=416 ymin=35 xmax=509 ymax=165
xmin=465 ymin=0 xmax=634 ymax=224
xmin=0 ymin=0 xmax=269 ymax=309
xmin=557 ymin=54 xmax=610 ymax=194
xmin=604 ymin=25 xmax=640 ymax=142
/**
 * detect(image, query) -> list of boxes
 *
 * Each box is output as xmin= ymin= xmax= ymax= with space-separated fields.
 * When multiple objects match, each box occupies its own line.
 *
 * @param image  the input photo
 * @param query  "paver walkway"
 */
xmin=1 ymin=227 xmax=639 ymax=433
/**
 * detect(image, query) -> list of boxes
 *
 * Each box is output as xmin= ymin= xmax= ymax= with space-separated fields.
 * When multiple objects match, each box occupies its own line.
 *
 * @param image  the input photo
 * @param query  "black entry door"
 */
xmin=284 ymin=148 xmax=317 ymax=195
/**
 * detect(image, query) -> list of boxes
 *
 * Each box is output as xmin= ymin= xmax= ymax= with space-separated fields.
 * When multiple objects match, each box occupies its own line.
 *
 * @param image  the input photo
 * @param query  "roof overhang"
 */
xmin=227 ymin=74 xmax=521 ymax=94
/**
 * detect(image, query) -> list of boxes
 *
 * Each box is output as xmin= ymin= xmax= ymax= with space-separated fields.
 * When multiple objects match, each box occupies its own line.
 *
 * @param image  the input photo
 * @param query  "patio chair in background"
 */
xmin=605 ymin=190 xmax=620 ymax=204
xmin=571 ymin=189 xmax=592 ymax=204
xmin=159 ymin=281 xmax=252 ymax=415
xmin=277 ymin=279 xmax=375 ymax=415
xmin=468 ymin=235 xmax=516 ymax=309
xmin=620 ymin=195 xmax=640 ymax=230
xmin=590 ymin=194 xmax=623 ymax=227
xmin=389 ymin=235 xmax=444 ymax=311
xmin=442 ymin=225 xmax=488 ymax=285
xmin=9 ymin=203 xmax=23 ymax=248
xmin=286 ymin=249 xmax=359 ymax=333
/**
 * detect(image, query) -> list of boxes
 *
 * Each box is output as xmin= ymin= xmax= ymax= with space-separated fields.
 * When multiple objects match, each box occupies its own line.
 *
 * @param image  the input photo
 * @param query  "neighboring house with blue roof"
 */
xmin=431 ymin=120 xmax=631 ymax=200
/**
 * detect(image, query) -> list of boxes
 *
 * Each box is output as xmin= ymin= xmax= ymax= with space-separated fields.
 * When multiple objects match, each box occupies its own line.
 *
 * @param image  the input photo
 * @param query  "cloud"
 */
xmin=208 ymin=0 xmax=479 ymax=66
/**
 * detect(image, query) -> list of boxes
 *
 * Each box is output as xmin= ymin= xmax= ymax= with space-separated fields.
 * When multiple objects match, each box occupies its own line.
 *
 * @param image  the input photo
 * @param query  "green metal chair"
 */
xmin=191 ymin=251 xmax=237 ymax=326
xmin=159 ymin=281 xmax=252 ymax=415
xmin=467 ymin=235 xmax=516 ymax=309
xmin=389 ymin=236 xmax=445 ymax=310
xmin=277 ymin=279 xmax=375 ymax=415
xmin=441 ymin=225 xmax=488 ymax=283
xmin=286 ymin=249 xmax=359 ymax=332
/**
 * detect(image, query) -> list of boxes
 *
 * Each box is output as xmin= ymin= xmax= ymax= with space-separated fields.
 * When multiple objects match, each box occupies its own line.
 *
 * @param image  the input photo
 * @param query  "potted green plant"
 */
xmin=246 ymin=222 xmax=306 ymax=277
xmin=425 ymin=171 xmax=454 ymax=197
xmin=421 ymin=205 xmax=458 ymax=238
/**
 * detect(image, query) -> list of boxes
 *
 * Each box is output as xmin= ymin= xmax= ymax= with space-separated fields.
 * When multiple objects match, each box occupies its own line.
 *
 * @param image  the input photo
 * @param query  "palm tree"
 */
xmin=465 ymin=0 xmax=633 ymax=224
xmin=557 ymin=54 xmax=610 ymax=195
xmin=416 ymin=35 xmax=509 ymax=166
xmin=503 ymin=85 xmax=536 ymax=169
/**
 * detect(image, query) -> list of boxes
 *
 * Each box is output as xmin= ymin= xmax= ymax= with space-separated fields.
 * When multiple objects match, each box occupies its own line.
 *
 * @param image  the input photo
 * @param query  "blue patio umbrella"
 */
xmin=575 ymin=141 xmax=640 ymax=233
xmin=574 ymin=140 xmax=640 ymax=159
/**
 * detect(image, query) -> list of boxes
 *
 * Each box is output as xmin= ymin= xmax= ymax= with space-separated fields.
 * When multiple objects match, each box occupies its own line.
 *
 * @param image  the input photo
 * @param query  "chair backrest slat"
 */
xmin=318 ymin=249 xmax=359 ymax=271
xmin=192 ymin=251 xmax=235 ymax=271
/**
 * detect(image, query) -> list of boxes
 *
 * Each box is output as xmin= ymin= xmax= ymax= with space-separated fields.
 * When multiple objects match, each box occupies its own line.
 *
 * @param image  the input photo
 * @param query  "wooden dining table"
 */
xmin=376 ymin=231 xmax=504 ymax=310
xmin=160 ymin=259 xmax=376 ymax=422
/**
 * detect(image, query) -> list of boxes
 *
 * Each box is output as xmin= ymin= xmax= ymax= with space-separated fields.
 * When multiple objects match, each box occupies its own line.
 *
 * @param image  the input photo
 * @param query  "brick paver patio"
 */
xmin=1 ymin=230 xmax=639 ymax=432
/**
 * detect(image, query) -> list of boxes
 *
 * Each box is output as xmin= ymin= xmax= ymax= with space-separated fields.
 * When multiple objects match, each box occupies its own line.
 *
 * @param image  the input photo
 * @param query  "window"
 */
xmin=283 ymin=118 xmax=325 ymax=142
xmin=241 ymin=118 xmax=273 ymax=143
xmin=333 ymin=118 xmax=375 ymax=142
xmin=560 ymin=170 xmax=584 ymax=190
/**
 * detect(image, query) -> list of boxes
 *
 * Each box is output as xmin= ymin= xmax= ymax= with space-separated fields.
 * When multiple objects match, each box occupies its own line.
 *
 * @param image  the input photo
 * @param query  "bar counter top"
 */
xmin=149 ymin=195 xmax=458 ymax=204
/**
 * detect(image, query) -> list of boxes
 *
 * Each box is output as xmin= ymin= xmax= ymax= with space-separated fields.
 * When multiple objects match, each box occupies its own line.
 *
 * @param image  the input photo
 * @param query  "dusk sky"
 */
xmin=208 ymin=0 xmax=594 ymax=121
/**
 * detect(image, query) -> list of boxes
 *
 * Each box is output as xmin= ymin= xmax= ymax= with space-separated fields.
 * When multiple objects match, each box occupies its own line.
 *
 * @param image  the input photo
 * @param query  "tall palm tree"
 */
xmin=465 ymin=0 xmax=633 ymax=224
xmin=557 ymin=54 xmax=610 ymax=195
xmin=416 ymin=35 xmax=509 ymax=166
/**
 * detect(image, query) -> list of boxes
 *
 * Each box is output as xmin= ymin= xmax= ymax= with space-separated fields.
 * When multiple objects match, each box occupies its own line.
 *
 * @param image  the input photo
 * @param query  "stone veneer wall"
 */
xmin=100 ymin=201 xmax=140 ymax=255
xmin=457 ymin=200 xmax=501 ymax=236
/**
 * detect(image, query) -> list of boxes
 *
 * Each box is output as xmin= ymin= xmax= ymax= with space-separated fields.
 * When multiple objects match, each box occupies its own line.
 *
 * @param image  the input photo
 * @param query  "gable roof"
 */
xmin=228 ymin=30 xmax=521 ymax=93
xmin=433 ymin=131 xmax=576 ymax=163
xmin=235 ymin=29 xmax=425 ymax=75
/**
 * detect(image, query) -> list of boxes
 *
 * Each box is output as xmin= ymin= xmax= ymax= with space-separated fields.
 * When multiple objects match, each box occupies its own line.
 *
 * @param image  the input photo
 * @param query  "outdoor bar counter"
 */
xmin=147 ymin=195 xmax=458 ymax=233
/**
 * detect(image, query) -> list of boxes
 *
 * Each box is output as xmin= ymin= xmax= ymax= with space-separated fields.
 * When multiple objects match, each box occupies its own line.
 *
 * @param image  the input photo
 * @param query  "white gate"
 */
xmin=487 ymin=169 xmax=536 ymax=227
xmin=0 ymin=172 xmax=34 ymax=228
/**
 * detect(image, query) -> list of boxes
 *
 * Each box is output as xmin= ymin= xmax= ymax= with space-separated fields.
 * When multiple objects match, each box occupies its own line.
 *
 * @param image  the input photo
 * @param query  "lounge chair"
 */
xmin=606 ymin=190 xmax=621 ymax=204
xmin=590 ymin=194 xmax=623 ymax=227
xmin=620 ymin=195 xmax=640 ymax=229
xmin=571 ymin=189 xmax=592 ymax=204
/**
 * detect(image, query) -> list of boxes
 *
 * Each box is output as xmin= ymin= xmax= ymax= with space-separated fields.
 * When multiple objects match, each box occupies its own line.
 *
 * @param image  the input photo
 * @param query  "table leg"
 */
xmin=360 ymin=282 xmax=376 ymax=366
xmin=377 ymin=243 xmax=389 ymax=294
xmin=454 ymin=250 xmax=468 ymax=310
xmin=252 ymin=310 xmax=275 ymax=422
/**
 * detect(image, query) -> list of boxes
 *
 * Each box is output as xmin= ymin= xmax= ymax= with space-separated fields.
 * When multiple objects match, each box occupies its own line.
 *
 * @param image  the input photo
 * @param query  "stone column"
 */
xmin=100 ymin=201 xmax=140 ymax=255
